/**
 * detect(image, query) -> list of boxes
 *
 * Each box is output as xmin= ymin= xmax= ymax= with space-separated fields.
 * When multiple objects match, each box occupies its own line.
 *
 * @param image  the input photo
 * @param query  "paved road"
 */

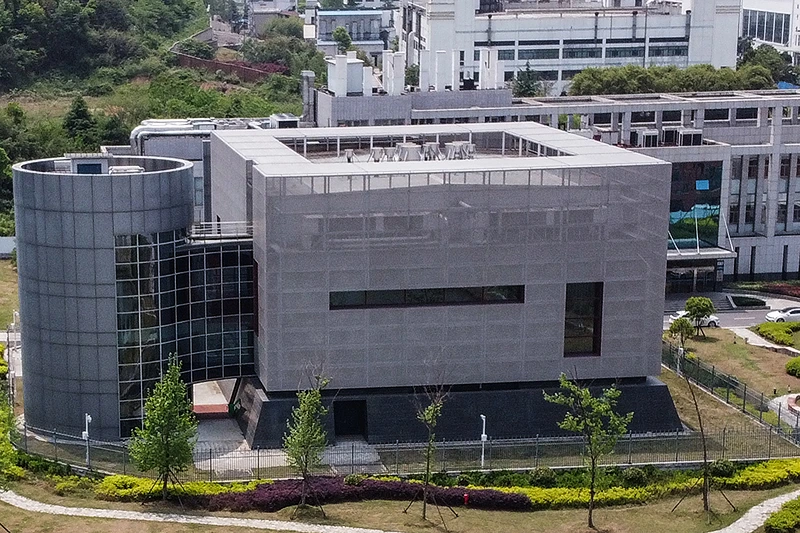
xmin=663 ymin=309 xmax=768 ymax=330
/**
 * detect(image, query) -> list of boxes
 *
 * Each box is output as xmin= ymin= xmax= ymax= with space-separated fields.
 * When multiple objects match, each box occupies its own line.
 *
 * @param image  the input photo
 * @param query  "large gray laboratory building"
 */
xmin=14 ymin=123 xmax=681 ymax=445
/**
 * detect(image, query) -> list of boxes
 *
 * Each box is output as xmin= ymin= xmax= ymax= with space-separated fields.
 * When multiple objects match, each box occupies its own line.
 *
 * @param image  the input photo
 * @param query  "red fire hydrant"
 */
xmin=463 ymin=493 xmax=469 ymax=506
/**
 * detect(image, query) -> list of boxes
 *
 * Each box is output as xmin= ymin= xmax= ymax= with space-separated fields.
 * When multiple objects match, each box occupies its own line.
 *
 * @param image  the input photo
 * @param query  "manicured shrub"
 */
xmin=708 ymin=459 xmax=736 ymax=478
xmin=205 ymin=477 xmax=532 ymax=513
xmin=529 ymin=467 xmax=557 ymax=488
xmin=53 ymin=475 xmax=98 ymax=496
xmin=788 ymin=357 xmax=800 ymax=378
xmin=15 ymin=453 xmax=71 ymax=477
xmin=96 ymin=474 xmax=268 ymax=501
xmin=344 ymin=473 xmax=366 ymax=486
xmin=621 ymin=467 xmax=648 ymax=487
xmin=755 ymin=322 xmax=800 ymax=346
xmin=765 ymin=498 xmax=800 ymax=533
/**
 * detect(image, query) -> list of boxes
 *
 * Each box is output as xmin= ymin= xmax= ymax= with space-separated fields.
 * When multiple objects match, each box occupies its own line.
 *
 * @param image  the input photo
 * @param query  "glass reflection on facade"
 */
xmin=669 ymin=162 xmax=722 ymax=249
xmin=115 ymin=230 xmax=255 ymax=437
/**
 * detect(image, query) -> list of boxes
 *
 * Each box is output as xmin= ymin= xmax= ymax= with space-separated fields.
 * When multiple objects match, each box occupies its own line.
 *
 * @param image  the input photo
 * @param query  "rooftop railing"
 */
xmin=188 ymin=221 xmax=253 ymax=240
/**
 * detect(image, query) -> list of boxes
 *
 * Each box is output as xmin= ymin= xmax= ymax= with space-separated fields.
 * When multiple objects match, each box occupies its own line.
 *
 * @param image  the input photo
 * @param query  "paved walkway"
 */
xmin=709 ymin=487 xmax=800 ymax=533
xmin=727 ymin=327 xmax=800 ymax=353
xmin=0 ymin=489 xmax=402 ymax=533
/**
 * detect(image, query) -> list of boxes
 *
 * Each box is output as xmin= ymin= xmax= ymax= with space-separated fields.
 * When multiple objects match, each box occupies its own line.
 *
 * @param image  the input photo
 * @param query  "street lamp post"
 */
xmin=480 ymin=414 xmax=487 ymax=469
xmin=82 ymin=413 xmax=92 ymax=468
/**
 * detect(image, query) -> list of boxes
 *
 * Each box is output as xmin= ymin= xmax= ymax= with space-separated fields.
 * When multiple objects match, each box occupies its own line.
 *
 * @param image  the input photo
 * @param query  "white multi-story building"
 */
xmin=399 ymin=0 xmax=740 ymax=95
xmin=740 ymin=0 xmax=800 ymax=62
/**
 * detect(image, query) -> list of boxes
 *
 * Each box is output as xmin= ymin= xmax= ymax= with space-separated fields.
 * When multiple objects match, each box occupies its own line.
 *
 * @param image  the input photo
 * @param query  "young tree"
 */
xmin=128 ymin=357 xmax=198 ymax=501
xmin=669 ymin=317 xmax=695 ymax=352
xmin=283 ymin=375 xmax=329 ymax=514
xmin=684 ymin=296 xmax=715 ymax=337
xmin=544 ymin=374 xmax=633 ymax=529
xmin=332 ymin=26 xmax=352 ymax=54
xmin=405 ymin=63 xmax=419 ymax=87
xmin=414 ymin=385 xmax=447 ymax=521
xmin=512 ymin=61 xmax=543 ymax=97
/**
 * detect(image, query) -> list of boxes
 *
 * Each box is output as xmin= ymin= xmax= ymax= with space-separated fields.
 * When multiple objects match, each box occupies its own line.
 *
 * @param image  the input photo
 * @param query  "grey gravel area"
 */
xmin=709 ymin=488 xmax=800 ymax=533
xmin=0 ymin=489 xmax=402 ymax=533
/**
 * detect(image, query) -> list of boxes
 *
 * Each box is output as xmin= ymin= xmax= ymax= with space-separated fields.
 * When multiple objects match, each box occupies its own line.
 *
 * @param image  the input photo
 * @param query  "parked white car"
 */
xmin=668 ymin=310 xmax=720 ymax=328
xmin=765 ymin=307 xmax=800 ymax=322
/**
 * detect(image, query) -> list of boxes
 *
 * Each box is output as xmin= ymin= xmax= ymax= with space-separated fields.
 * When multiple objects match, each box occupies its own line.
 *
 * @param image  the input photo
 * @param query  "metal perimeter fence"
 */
xmin=9 ymin=342 xmax=800 ymax=482
xmin=662 ymin=339 xmax=800 ymax=440
xmin=12 ymin=422 xmax=800 ymax=483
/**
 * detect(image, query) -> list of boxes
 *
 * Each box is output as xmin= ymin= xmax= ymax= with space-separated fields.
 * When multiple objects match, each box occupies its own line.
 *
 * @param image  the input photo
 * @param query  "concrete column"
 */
xmin=419 ymin=49 xmax=431 ymax=91
xmin=202 ymin=140 xmax=211 ymax=223
xmin=435 ymin=50 xmax=450 ymax=91
xmin=693 ymin=108 xmax=704 ymax=129
xmin=793 ymin=106 xmax=800 ymax=125
xmin=655 ymin=111 xmax=663 ymax=130
xmin=566 ymin=114 xmax=573 ymax=131
xmin=621 ymin=112 xmax=632 ymax=145
xmin=766 ymin=107 xmax=783 ymax=238
xmin=363 ymin=66 xmax=372 ymax=97
xmin=610 ymin=111 xmax=619 ymax=131
xmin=729 ymin=107 xmax=737 ymax=126
xmin=550 ymin=113 xmax=559 ymax=129
xmin=788 ymin=154 xmax=798 ymax=231
xmin=681 ymin=109 xmax=692 ymax=127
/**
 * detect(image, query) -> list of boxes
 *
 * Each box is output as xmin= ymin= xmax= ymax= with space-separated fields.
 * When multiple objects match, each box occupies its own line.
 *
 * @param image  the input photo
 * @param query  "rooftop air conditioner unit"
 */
xmin=678 ymin=128 xmax=703 ymax=147
xmin=632 ymin=128 xmax=659 ymax=148
xmin=661 ymin=125 xmax=682 ymax=146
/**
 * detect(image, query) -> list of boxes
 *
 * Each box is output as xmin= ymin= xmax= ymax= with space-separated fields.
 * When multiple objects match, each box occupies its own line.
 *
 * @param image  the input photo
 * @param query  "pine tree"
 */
xmin=62 ymin=96 xmax=97 ymax=148
xmin=129 ymin=356 xmax=197 ymax=501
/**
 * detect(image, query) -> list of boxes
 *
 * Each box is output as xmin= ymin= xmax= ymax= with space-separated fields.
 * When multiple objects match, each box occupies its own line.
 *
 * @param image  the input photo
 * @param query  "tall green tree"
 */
xmin=63 ymin=96 xmax=97 ymax=148
xmin=283 ymin=375 xmax=329 ymax=514
xmin=128 ymin=357 xmax=198 ymax=501
xmin=544 ymin=374 xmax=633 ymax=529
xmin=684 ymin=296 xmax=715 ymax=337
xmin=332 ymin=26 xmax=351 ymax=54
xmin=512 ymin=61 xmax=543 ymax=97
xmin=266 ymin=16 xmax=304 ymax=39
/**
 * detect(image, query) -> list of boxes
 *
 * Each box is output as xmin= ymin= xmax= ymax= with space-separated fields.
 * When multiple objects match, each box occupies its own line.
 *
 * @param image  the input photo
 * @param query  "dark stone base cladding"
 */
xmin=235 ymin=376 xmax=681 ymax=448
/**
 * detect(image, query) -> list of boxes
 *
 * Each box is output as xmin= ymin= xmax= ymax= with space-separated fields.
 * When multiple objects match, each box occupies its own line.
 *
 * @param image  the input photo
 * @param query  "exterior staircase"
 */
xmin=664 ymin=292 xmax=732 ymax=314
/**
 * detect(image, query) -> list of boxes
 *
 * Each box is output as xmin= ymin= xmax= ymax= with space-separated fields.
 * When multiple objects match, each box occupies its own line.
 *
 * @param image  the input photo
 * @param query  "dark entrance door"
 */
xmin=334 ymin=400 xmax=367 ymax=438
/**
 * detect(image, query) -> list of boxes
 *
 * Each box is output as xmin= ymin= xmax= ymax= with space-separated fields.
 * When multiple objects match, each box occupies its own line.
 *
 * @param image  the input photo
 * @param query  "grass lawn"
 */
xmin=0 ymin=259 xmax=18 ymax=330
xmin=659 ymin=367 xmax=764 ymax=432
xmin=680 ymin=328 xmax=800 ymax=398
xmin=6 ymin=479 xmax=799 ymax=533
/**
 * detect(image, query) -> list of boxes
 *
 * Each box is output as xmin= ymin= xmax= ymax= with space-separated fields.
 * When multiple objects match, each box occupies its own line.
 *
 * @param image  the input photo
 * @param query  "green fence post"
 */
xmin=23 ymin=421 xmax=27 ymax=453
xmin=535 ymin=435 xmax=539 ymax=468
xmin=743 ymin=383 xmax=747 ymax=412
xmin=627 ymin=431 xmax=633 ymax=464
xmin=208 ymin=448 xmax=213 ymax=482
xmin=711 ymin=366 xmax=716 ymax=393
xmin=351 ymin=442 xmax=355 ymax=475
xmin=726 ymin=382 xmax=730 ymax=404
xmin=674 ymin=428 xmax=679 ymax=462
xmin=442 ymin=438 xmax=446 ymax=472
xmin=394 ymin=440 xmax=399 ymax=475
xmin=123 ymin=447 xmax=127 ymax=475
xmin=53 ymin=428 xmax=57 ymax=462
xmin=722 ymin=427 xmax=726 ymax=459
xmin=760 ymin=392 xmax=764 ymax=422
xmin=488 ymin=438 xmax=493 ymax=470
xmin=769 ymin=428 xmax=773 ymax=459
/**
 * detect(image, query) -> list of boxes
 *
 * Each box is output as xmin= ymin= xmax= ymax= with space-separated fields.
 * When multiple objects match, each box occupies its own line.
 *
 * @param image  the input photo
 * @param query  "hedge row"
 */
xmin=765 ymin=498 xmax=800 ymax=533
xmin=95 ymin=475 xmax=269 ymax=501
xmin=78 ymin=459 xmax=800 ymax=513
xmin=201 ymin=477 xmax=531 ymax=512
xmin=754 ymin=322 xmax=800 ymax=346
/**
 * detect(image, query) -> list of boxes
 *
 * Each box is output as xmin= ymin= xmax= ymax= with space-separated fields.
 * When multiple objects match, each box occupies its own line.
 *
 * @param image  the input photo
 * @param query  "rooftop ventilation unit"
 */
xmin=269 ymin=113 xmax=300 ymax=129
xmin=630 ymin=128 xmax=659 ymax=148
xmin=661 ymin=125 xmax=682 ymax=146
xmin=108 ymin=165 xmax=145 ymax=174
xmin=678 ymin=128 xmax=702 ymax=146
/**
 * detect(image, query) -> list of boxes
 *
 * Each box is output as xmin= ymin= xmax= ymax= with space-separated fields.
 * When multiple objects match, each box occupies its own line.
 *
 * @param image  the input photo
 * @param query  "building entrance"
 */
xmin=334 ymin=400 xmax=368 ymax=438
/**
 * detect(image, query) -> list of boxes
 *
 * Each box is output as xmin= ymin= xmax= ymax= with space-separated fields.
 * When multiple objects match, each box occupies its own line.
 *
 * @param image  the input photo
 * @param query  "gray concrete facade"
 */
xmin=212 ymin=123 xmax=674 ymax=444
xmin=13 ymin=156 xmax=194 ymax=439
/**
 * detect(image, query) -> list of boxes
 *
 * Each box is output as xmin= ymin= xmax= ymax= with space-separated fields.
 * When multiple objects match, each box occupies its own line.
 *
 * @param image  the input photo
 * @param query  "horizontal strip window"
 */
xmin=648 ymin=36 xmax=689 ymax=43
xmin=606 ymin=47 xmax=644 ymax=58
xmin=563 ymin=48 xmax=602 ymax=59
xmin=563 ymin=38 xmax=598 ymax=45
xmin=519 ymin=49 xmax=559 ymax=60
xmin=330 ymin=286 xmax=525 ymax=310
xmin=518 ymin=39 xmax=559 ymax=46
xmin=606 ymin=37 xmax=645 ymax=44
xmin=649 ymin=46 xmax=688 ymax=57
xmin=473 ymin=40 xmax=515 ymax=47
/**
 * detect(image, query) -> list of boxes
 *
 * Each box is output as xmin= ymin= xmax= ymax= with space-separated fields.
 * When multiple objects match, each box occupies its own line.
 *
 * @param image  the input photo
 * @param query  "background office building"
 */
xmin=397 ymin=0 xmax=740 ymax=95
xmin=16 ymin=124 xmax=681 ymax=444
xmin=741 ymin=0 xmax=800 ymax=62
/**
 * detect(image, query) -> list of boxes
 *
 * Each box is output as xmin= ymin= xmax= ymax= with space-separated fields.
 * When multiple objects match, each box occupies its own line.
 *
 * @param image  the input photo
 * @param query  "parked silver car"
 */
xmin=668 ymin=310 xmax=719 ymax=328
xmin=765 ymin=307 xmax=800 ymax=322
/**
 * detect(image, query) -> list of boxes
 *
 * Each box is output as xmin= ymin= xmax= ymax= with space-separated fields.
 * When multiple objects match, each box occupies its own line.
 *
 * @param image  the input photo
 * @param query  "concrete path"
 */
xmin=0 ymin=489 xmax=402 ymax=533
xmin=727 ymin=327 xmax=800 ymax=353
xmin=709 ymin=487 xmax=800 ymax=533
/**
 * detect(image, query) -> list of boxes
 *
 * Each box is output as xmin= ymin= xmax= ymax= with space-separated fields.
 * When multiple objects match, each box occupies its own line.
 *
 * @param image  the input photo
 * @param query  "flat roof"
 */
xmin=213 ymin=122 xmax=666 ymax=182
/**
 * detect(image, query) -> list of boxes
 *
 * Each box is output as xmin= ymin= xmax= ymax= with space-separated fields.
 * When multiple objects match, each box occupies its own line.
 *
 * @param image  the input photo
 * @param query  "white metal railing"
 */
xmin=188 ymin=221 xmax=253 ymax=240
